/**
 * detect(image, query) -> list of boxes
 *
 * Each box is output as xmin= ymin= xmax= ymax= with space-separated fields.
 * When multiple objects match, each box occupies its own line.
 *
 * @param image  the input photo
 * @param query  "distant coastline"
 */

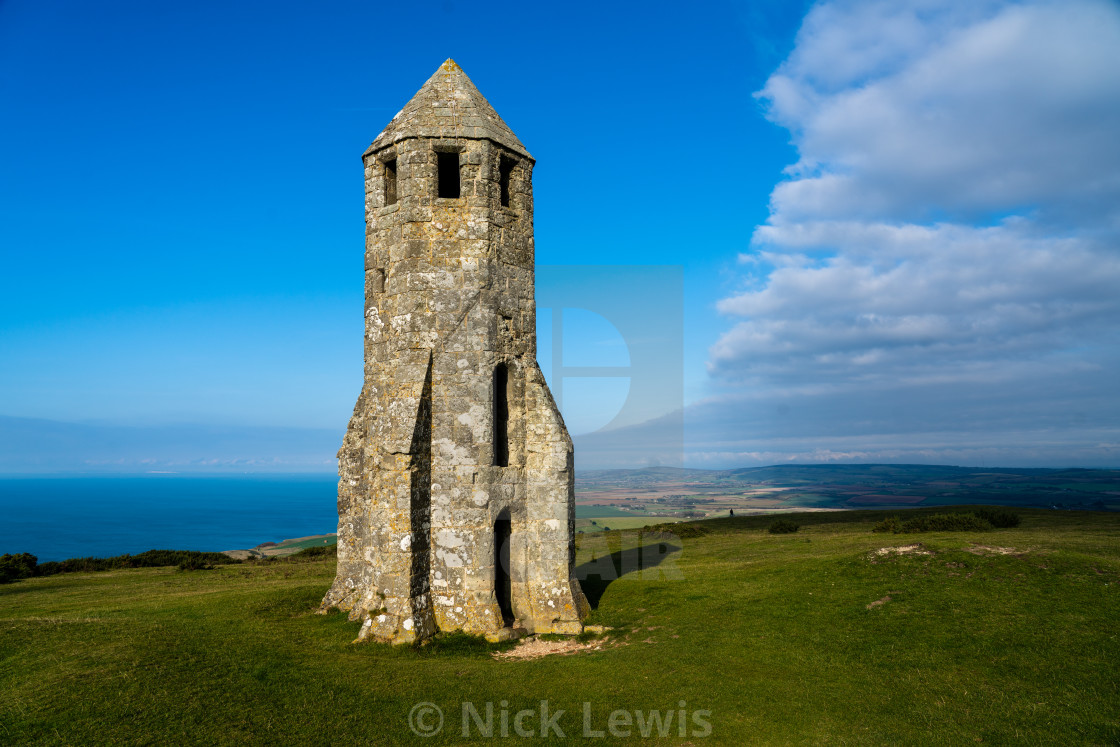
xmin=4 ymin=465 xmax=1117 ymax=562
xmin=223 ymin=533 xmax=337 ymax=560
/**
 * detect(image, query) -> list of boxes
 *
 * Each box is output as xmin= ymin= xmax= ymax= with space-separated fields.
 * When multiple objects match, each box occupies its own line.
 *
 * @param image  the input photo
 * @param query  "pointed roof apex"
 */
xmin=365 ymin=60 xmax=531 ymax=159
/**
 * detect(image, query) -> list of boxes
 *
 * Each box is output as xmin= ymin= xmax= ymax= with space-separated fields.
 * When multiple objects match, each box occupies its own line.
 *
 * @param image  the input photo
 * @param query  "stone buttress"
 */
xmin=320 ymin=60 xmax=589 ymax=643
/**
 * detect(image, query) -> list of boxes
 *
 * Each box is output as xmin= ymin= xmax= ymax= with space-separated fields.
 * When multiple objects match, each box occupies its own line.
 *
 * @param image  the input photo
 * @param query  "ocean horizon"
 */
xmin=0 ymin=475 xmax=339 ymax=562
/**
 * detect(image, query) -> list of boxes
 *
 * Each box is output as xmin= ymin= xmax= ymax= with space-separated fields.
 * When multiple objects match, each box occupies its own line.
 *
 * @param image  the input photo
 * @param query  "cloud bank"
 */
xmin=0 ymin=417 xmax=341 ymax=473
xmin=698 ymin=0 xmax=1120 ymax=467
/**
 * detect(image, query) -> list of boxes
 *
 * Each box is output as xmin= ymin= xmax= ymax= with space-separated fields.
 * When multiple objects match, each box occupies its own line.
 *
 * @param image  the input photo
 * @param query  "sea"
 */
xmin=0 ymin=475 xmax=339 ymax=562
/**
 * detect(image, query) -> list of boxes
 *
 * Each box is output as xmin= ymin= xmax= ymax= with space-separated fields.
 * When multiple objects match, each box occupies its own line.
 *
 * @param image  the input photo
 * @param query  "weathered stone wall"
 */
xmin=320 ymin=60 xmax=588 ymax=643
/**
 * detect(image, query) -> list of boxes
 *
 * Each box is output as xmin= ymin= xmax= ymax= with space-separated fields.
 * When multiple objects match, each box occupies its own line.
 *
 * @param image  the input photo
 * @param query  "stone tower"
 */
xmin=320 ymin=60 xmax=589 ymax=643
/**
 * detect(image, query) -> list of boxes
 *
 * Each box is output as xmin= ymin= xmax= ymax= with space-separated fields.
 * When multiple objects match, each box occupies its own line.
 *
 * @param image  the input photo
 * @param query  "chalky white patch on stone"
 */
xmin=435 ymin=530 xmax=465 ymax=548
xmin=436 ymin=548 xmax=464 ymax=567
xmin=435 ymin=438 xmax=472 ymax=466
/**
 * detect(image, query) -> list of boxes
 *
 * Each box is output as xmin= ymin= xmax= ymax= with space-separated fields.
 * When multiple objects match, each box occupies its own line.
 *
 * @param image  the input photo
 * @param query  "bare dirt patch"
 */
xmin=866 ymin=596 xmax=892 ymax=610
xmin=492 ymin=637 xmax=609 ymax=661
xmin=872 ymin=544 xmax=933 ymax=557
xmin=968 ymin=545 xmax=1028 ymax=556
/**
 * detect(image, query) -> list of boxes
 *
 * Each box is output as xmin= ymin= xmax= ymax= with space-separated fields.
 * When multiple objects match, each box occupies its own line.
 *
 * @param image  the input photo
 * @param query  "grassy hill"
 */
xmin=2 ymin=507 xmax=1118 ymax=744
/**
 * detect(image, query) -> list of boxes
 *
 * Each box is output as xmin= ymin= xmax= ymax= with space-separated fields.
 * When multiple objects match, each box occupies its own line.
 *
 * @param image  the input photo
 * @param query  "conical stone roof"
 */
xmin=365 ymin=59 xmax=531 ymax=159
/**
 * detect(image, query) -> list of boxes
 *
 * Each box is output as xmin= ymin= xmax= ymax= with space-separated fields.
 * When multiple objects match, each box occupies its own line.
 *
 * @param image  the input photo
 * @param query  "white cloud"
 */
xmin=715 ymin=219 xmax=1120 ymax=379
xmin=759 ymin=0 xmax=1120 ymax=225
xmin=706 ymin=0 xmax=1120 ymax=465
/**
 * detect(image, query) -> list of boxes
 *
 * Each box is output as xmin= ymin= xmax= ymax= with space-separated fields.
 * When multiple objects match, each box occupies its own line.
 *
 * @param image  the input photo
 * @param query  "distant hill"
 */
xmin=576 ymin=463 xmax=1120 ymax=512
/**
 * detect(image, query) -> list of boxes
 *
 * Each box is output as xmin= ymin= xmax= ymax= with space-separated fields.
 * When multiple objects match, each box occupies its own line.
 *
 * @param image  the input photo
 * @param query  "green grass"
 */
xmin=2 ymin=508 xmax=1119 ymax=744
xmin=576 ymin=516 xmax=680 ymax=533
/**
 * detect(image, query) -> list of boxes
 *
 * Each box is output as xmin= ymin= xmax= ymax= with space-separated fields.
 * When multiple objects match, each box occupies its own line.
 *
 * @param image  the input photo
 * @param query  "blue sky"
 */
xmin=2 ymin=0 xmax=1119 ymax=471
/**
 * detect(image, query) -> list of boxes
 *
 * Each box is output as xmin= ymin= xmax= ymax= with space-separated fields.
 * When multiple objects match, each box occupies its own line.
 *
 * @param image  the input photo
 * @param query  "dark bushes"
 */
xmin=241 ymin=545 xmax=339 ymax=565
xmin=0 ymin=553 xmax=38 ymax=583
xmin=291 ymin=545 xmax=336 ymax=559
xmin=874 ymin=509 xmax=1021 ymax=534
xmin=34 ymin=550 xmax=239 ymax=577
xmin=0 ymin=544 xmax=341 ymax=582
xmin=901 ymin=513 xmax=992 ymax=532
xmin=873 ymin=516 xmax=902 ymax=533
xmin=257 ymin=545 xmax=337 ymax=562
xmin=769 ymin=520 xmax=800 ymax=534
xmin=972 ymin=508 xmax=1022 ymax=528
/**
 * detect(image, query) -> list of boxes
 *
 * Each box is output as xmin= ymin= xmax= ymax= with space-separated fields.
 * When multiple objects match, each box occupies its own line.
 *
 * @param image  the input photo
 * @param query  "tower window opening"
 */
xmin=493 ymin=363 xmax=509 ymax=467
xmin=383 ymin=158 xmax=397 ymax=206
xmin=499 ymin=155 xmax=516 ymax=207
xmin=494 ymin=512 xmax=513 ymax=627
xmin=437 ymin=151 xmax=461 ymax=199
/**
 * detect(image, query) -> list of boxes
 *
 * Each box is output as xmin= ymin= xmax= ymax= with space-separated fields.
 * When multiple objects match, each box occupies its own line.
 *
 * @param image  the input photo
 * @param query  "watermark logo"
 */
xmin=407 ymin=700 xmax=712 ymax=739
xmin=408 ymin=701 xmax=444 ymax=738
xmin=537 ymin=265 xmax=683 ymax=469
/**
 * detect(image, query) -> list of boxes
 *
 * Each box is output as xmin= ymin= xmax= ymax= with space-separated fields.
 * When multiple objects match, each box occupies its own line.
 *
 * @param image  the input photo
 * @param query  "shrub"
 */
xmin=873 ymin=516 xmax=902 ymax=533
xmin=260 ymin=545 xmax=338 ymax=563
xmin=875 ymin=510 xmax=1019 ymax=534
xmin=35 ymin=550 xmax=239 ymax=576
xmin=901 ymin=513 xmax=993 ymax=533
xmin=972 ymin=508 xmax=1021 ymax=528
xmin=769 ymin=520 xmax=800 ymax=534
xmin=0 ymin=553 xmax=38 ymax=583
xmin=291 ymin=545 xmax=336 ymax=559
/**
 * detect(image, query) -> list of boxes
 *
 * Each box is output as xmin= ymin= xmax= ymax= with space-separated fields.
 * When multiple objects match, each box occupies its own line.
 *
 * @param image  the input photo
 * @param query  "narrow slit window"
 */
xmin=383 ymin=159 xmax=397 ymax=206
xmin=494 ymin=512 xmax=513 ymax=626
xmin=493 ymin=363 xmax=509 ymax=467
xmin=437 ymin=151 xmax=460 ymax=199
xmin=499 ymin=155 xmax=516 ymax=207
